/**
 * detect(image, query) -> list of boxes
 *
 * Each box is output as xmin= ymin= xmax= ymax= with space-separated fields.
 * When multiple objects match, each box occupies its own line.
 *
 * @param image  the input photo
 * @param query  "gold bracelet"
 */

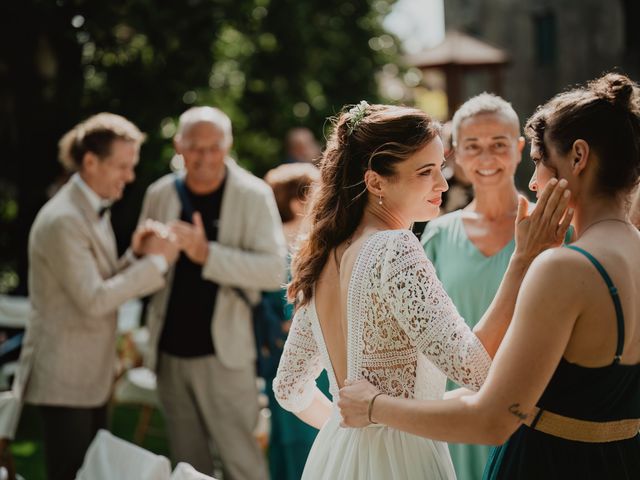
xmin=368 ymin=392 xmax=384 ymax=424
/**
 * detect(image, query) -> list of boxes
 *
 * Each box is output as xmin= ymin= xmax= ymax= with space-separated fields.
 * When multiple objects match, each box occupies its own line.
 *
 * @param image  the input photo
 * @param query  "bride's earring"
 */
xmin=378 ymin=195 xmax=383 ymax=205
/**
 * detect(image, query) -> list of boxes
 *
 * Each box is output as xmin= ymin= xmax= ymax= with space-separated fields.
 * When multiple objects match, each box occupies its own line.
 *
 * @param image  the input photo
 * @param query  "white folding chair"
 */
xmin=112 ymin=366 xmax=161 ymax=444
xmin=170 ymin=462 xmax=217 ymax=480
xmin=0 ymin=295 xmax=30 ymax=391
xmin=0 ymin=390 xmax=22 ymax=480
xmin=0 ymin=391 xmax=20 ymax=441
xmin=75 ymin=429 xmax=171 ymax=480
xmin=0 ymin=295 xmax=30 ymax=329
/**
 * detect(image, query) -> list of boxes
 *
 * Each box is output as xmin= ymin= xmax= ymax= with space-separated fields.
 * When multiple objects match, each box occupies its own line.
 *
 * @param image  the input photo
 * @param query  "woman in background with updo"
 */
xmin=263 ymin=162 xmax=329 ymax=480
xmin=339 ymin=73 xmax=640 ymax=479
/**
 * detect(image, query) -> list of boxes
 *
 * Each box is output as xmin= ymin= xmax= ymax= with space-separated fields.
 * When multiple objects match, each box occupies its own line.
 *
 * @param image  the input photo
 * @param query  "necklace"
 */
xmin=580 ymin=218 xmax=632 ymax=237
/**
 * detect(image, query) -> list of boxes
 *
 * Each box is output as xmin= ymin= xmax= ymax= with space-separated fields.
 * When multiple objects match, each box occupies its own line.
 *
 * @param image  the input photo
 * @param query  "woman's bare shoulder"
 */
xmin=532 ymin=245 xmax=592 ymax=269
xmin=525 ymin=246 xmax=598 ymax=295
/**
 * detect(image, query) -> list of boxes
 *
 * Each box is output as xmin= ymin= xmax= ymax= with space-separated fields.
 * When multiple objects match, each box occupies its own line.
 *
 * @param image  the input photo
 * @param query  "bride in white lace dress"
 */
xmin=273 ymin=103 xmax=571 ymax=479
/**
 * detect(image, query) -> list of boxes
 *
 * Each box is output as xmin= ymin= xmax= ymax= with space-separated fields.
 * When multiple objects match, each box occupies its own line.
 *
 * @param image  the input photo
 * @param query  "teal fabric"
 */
xmin=422 ymin=210 xmax=514 ymax=336
xmin=266 ymin=373 xmax=330 ymax=480
xmin=263 ymin=261 xmax=331 ymax=480
xmin=422 ymin=210 xmax=514 ymax=480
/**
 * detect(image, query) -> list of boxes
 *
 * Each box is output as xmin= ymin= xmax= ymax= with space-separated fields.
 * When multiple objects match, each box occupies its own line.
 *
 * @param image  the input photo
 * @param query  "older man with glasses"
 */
xmin=138 ymin=106 xmax=286 ymax=480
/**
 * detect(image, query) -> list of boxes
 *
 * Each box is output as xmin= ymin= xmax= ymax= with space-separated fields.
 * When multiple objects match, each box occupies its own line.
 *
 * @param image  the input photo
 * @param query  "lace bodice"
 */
xmin=273 ymin=230 xmax=491 ymax=413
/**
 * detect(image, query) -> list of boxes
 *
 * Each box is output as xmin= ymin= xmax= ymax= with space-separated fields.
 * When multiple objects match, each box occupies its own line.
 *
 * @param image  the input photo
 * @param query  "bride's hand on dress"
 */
xmin=514 ymin=178 xmax=573 ymax=264
xmin=338 ymin=379 xmax=380 ymax=428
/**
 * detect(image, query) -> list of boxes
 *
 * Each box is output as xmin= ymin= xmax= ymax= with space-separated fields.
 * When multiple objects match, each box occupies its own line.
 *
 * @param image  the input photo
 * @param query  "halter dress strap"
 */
xmin=564 ymin=245 xmax=625 ymax=364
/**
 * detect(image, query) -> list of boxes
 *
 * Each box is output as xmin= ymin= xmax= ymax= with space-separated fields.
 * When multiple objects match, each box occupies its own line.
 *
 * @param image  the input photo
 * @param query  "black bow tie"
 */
xmin=98 ymin=205 xmax=111 ymax=218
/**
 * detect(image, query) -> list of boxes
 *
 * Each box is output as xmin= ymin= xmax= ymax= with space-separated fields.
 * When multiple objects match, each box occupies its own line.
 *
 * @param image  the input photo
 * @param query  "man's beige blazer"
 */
xmin=14 ymin=180 xmax=166 ymax=407
xmin=139 ymin=159 xmax=287 ymax=371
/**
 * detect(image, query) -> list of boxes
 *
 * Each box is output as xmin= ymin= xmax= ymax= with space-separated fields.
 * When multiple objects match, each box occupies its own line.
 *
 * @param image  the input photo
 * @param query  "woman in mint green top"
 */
xmin=422 ymin=210 xmax=514 ymax=330
xmin=422 ymin=209 xmax=515 ymax=480
xmin=421 ymin=93 xmax=525 ymax=480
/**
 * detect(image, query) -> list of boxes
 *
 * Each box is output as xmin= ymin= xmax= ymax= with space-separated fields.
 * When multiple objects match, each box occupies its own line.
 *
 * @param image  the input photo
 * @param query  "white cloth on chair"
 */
xmin=170 ymin=462 xmax=217 ymax=480
xmin=0 ymin=391 xmax=21 ymax=439
xmin=113 ymin=367 xmax=159 ymax=406
xmin=75 ymin=429 xmax=171 ymax=480
xmin=0 ymin=295 xmax=30 ymax=329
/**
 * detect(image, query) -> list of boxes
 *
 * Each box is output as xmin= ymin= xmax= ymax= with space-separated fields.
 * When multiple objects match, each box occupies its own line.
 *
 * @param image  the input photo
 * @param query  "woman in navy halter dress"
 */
xmin=483 ymin=244 xmax=640 ymax=479
xmin=338 ymin=72 xmax=640 ymax=479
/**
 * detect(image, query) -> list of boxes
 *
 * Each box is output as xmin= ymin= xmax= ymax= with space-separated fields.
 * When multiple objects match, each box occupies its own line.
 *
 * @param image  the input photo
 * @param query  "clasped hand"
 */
xmin=167 ymin=212 xmax=210 ymax=265
xmin=131 ymin=212 xmax=210 ymax=266
xmin=131 ymin=219 xmax=180 ymax=264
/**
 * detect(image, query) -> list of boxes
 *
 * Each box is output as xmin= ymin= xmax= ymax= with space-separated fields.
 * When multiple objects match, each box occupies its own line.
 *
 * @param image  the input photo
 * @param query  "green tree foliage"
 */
xmin=0 ymin=0 xmax=399 ymax=293
xmin=203 ymin=0 xmax=397 ymax=173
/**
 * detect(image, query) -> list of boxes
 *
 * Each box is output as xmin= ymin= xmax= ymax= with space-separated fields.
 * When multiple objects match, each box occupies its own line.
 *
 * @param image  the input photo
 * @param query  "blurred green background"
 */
xmin=0 ymin=0 xmax=402 ymax=295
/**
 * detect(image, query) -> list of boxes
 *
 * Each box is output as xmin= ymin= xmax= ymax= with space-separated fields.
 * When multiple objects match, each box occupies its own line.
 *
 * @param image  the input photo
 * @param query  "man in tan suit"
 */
xmin=14 ymin=113 xmax=178 ymax=480
xmin=139 ymin=107 xmax=286 ymax=479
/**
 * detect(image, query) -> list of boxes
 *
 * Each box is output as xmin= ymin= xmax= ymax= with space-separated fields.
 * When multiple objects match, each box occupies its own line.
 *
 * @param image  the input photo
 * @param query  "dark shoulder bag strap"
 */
xmin=173 ymin=175 xmax=194 ymax=220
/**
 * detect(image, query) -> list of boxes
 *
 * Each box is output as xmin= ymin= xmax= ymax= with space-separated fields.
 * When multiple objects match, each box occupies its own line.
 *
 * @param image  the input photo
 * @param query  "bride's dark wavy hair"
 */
xmin=288 ymin=104 xmax=440 ymax=306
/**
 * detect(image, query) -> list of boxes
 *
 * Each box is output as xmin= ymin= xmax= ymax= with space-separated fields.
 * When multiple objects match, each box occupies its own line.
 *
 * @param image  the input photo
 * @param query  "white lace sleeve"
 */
xmin=382 ymin=231 xmax=491 ymax=391
xmin=273 ymin=303 xmax=324 ymax=412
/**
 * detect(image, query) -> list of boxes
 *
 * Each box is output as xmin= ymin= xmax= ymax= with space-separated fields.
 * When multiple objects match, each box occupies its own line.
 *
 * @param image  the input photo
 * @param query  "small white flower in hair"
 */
xmin=347 ymin=100 xmax=370 ymax=135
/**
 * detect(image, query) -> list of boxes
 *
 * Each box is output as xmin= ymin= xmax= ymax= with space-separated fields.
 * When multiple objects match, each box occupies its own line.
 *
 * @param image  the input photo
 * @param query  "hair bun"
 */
xmin=590 ymin=73 xmax=638 ymax=112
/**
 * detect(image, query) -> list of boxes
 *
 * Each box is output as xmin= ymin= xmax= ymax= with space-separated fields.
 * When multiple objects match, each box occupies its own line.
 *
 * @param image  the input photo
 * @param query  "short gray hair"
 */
xmin=176 ymin=106 xmax=233 ymax=148
xmin=451 ymin=93 xmax=520 ymax=145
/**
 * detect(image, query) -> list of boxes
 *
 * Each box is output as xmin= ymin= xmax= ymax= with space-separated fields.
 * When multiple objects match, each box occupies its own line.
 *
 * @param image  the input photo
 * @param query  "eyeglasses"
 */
xmin=183 ymin=144 xmax=225 ymax=155
xmin=458 ymin=141 xmax=512 ymax=158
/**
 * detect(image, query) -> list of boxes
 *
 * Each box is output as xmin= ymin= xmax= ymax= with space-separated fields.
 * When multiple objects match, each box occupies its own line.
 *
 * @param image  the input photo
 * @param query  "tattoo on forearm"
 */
xmin=508 ymin=403 xmax=528 ymax=421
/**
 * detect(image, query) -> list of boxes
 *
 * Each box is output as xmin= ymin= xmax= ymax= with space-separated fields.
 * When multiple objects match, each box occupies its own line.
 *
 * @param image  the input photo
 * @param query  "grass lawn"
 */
xmin=12 ymin=403 xmax=169 ymax=480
